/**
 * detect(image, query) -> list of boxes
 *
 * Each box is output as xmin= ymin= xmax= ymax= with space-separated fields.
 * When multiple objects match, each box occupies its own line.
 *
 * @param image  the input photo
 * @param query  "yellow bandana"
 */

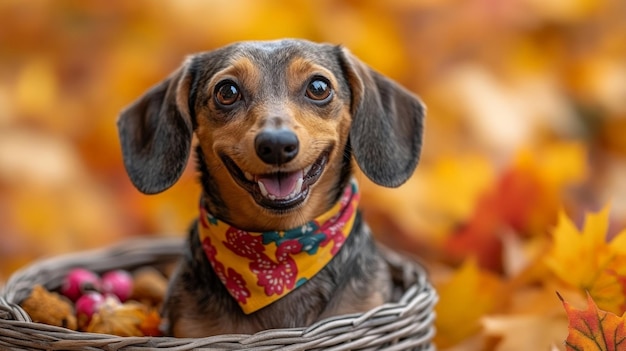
xmin=198 ymin=181 xmax=359 ymax=314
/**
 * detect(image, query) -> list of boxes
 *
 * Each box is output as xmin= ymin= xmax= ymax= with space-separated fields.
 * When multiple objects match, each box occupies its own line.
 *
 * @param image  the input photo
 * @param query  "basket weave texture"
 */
xmin=0 ymin=238 xmax=437 ymax=350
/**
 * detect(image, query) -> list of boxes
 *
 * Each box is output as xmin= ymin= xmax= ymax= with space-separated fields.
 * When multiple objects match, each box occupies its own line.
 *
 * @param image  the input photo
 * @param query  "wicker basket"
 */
xmin=0 ymin=238 xmax=437 ymax=350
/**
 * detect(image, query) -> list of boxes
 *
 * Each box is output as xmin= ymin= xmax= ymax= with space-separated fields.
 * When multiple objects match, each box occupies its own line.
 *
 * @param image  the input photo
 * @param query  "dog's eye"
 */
xmin=305 ymin=78 xmax=332 ymax=102
xmin=215 ymin=81 xmax=241 ymax=106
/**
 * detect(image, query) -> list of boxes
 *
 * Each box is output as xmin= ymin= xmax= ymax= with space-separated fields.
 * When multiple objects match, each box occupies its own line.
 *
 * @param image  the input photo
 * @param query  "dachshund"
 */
xmin=117 ymin=39 xmax=424 ymax=337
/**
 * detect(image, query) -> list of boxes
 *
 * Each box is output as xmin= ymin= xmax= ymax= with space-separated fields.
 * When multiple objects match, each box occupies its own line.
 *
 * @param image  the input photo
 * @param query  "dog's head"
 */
xmin=118 ymin=39 xmax=424 ymax=230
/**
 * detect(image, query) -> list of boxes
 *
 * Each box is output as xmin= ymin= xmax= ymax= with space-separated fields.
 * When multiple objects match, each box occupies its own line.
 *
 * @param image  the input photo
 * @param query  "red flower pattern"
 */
xmin=202 ymin=237 xmax=250 ymax=304
xmin=223 ymin=228 xmax=265 ymax=259
xmin=223 ymin=227 xmax=304 ymax=296
xmin=224 ymin=267 xmax=250 ymax=303
xmin=319 ymin=213 xmax=350 ymax=255
xmin=250 ymin=239 xmax=302 ymax=296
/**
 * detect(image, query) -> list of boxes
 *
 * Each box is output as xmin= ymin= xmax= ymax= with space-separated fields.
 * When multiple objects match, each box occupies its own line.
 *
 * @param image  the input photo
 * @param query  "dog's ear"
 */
xmin=339 ymin=48 xmax=425 ymax=188
xmin=117 ymin=61 xmax=194 ymax=194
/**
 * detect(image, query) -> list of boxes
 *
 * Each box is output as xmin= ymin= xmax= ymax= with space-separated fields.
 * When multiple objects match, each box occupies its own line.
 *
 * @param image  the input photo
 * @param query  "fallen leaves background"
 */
xmin=1 ymin=0 xmax=626 ymax=350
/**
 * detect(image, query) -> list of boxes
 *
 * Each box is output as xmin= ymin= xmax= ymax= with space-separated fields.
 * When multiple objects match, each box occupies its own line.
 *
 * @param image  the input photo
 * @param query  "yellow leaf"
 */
xmin=545 ymin=206 xmax=626 ymax=314
xmin=517 ymin=142 xmax=587 ymax=190
xmin=360 ymin=153 xmax=494 ymax=243
xmin=422 ymin=155 xmax=495 ymax=235
xmin=590 ymin=255 xmax=626 ymax=313
xmin=610 ymin=229 xmax=626 ymax=255
xmin=15 ymin=60 xmax=58 ymax=117
xmin=435 ymin=259 xmax=504 ymax=348
xmin=582 ymin=206 xmax=611 ymax=247
xmin=545 ymin=207 xmax=609 ymax=288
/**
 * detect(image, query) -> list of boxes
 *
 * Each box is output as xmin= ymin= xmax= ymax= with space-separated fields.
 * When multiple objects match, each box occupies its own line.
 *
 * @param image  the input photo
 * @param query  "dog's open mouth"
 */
xmin=221 ymin=150 xmax=330 ymax=211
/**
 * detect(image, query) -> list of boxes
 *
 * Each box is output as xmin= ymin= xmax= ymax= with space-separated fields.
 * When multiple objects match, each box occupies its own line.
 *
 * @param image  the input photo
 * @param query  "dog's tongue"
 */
xmin=257 ymin=171 xmax=302 ymax=198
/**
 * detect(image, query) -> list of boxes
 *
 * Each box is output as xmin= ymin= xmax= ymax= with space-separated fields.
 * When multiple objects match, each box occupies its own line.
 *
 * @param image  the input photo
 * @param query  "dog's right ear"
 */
xmin=117 ymin=61 xmax=194 ymax=194
xmin=339 ymin=47 xmax=425 ymax=188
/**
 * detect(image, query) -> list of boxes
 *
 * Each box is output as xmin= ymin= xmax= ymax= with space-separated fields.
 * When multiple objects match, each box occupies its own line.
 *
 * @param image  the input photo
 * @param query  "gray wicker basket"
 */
xmin=0 ymin=238 xmax=437 ymax=350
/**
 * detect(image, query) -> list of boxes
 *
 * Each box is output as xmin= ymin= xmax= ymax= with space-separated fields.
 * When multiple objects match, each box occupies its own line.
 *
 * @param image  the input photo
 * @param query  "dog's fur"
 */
xmin=117 ymin=39 xmax=424 ymax=337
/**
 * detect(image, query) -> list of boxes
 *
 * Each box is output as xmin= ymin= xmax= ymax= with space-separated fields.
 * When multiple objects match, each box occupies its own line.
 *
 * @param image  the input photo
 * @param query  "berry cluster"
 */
xmin=60 ymin=268 xmax=134 ymax=328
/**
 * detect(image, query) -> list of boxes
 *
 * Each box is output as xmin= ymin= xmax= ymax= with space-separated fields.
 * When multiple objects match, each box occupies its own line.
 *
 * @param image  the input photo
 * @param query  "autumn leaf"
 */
xmin=545 ymin=206 xmax=626 ymax=314
xmin=560 ymin=293 xmax=626 ymax=351
xmin=435 ymin=259 xmax=505 ymax=348
xmin=506 ymin=143 xmax=587 ymax=234
xmin=419 ymin=154 xmax=495 ymax=239
xmin=86 ymin=300 xmax=148 ymax=337
xmin=444 ymin=142 xmax=586 ymax=272
xmin=359 ymin=153 xmax=494 ymax=259
xmin=139 ymin=309 xmax=163 ymax=337
xmin=20 ymin=285 xmax=77 ymax=331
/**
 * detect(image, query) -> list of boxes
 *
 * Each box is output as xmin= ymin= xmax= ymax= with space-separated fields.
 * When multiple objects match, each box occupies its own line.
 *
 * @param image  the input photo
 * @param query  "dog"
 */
xmin=117 ymin=39 xmax=424 ymax=337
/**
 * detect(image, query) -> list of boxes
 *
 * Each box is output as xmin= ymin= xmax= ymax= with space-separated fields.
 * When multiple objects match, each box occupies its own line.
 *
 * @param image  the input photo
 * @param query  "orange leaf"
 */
xmin=139 ymin=309 xmax=163 ymax=337
xmin=560 ymin=292 xmax=626 ymax=351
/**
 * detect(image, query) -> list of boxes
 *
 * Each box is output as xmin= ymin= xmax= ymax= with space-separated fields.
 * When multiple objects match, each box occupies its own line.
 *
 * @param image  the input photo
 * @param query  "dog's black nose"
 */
xmin=255 ymin=129 xmax=299 ymax=165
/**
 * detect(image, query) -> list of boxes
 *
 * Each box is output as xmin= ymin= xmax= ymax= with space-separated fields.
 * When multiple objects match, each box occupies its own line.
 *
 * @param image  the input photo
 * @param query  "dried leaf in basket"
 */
xmin=85 ymin=299 xmax=158 ymax=337
xmin=139 ymin=309 xmax=164 ymax=336
xmin=21 ymin=284 xmax=78 ymax=330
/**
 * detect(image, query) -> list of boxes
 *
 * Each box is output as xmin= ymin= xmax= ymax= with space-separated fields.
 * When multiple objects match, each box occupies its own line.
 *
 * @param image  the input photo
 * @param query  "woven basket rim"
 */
xmin=0 ymin=237 xmax=437 ymax=350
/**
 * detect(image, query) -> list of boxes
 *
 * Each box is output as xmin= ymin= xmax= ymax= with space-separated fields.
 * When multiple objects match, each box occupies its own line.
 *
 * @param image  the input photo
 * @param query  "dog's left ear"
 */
xmin=117 ymin=61 xmax=194 ymax=194
xmin=339 ymin=48 xmax=425 ymax=188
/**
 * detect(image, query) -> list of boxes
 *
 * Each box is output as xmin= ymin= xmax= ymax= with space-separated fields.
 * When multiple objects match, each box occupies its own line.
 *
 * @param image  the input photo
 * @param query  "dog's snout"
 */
xmin=255 ymin=129 xmax=299 ymax=165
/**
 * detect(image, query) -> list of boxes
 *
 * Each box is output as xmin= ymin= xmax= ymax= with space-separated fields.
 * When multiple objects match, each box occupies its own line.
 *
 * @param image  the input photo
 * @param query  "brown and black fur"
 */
xmin=117 ymin=39 xmax=424 ymax=337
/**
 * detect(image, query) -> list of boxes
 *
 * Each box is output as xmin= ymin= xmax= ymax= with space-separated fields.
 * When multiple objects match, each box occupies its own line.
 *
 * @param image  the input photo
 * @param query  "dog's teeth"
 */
xmin=304 ymin=165 xmax=312 ymax=174
xmin=268 ymin=194 xmax=276 ymax=201
xmin=258 ymin=181 xmax=269 ymax=197
xmin=245 ymin=172 xmax=254 ymax=181
xmin=285 ymin=177 xmax=304 ymax=200
xmin=295 ymin=176 xmax=303 ymax=192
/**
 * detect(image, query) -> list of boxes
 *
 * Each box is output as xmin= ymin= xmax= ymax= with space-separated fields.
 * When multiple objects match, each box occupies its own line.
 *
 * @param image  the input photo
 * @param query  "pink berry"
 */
xmin=75 ymin=291 xmax=105 ymax=326
xmin=101 ymin=270 xmax=133 ymax=302
xmin=61 ymin=268 xmax=101 ymax=301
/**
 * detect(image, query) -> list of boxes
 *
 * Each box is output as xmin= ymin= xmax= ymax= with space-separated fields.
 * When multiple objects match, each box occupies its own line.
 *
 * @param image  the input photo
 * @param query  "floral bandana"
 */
xmin=198 ymin=180 xmax=359 ymax=314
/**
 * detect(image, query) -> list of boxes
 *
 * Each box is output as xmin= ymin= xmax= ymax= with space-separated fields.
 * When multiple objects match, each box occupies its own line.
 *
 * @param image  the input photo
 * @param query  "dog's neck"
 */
xmin=197 ymin=180 xmax=360 ymax=314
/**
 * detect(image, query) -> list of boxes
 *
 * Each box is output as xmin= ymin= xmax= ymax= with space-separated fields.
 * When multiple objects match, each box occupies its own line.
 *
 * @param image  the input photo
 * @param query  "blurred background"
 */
xmin=1 ymin=0 xmax=625 ymax=349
